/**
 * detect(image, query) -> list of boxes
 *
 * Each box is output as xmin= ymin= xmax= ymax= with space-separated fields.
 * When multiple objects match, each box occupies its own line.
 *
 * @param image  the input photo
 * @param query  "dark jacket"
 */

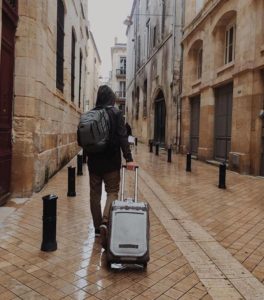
xmin=125 ymin=123 xmax=132 ymax=136
xmin=87 ymin=85 xmax=133 ymax=175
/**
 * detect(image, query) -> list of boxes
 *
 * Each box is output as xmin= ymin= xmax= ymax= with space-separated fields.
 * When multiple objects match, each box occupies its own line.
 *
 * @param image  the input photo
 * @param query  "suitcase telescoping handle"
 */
xmin=121 ymin=165 xmax=138 ymax=202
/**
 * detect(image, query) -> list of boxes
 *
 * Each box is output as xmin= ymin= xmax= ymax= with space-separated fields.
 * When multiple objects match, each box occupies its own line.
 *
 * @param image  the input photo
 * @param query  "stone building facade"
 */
xmin=85 ymin=30 xmax=101 ymax=111
xmin=126 ymin=0 xmax=183 ymax=146
xmin=182 ymin=0 xmax=264 ymax=175
xmin=109 ymin=38 xmax=127 ymax=115
xmin=0 ymin=0 xmax=90 ymax=204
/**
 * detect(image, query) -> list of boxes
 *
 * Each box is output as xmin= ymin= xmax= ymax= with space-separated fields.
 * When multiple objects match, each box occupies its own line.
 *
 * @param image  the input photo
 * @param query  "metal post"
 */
xmin=135 ymin=137 xmax=138 ymax=146
xmin=149 ymin=140 xmax=153 ymax=153
xmin=218 ymin=163 xmax=226 ymax=189
xmin=186 ymin=153 xmax=191 ymax=172
xmin=155 ymin=143 xmax=159 ymax=156
xmin=67 ymin=166 xmax=76 ymax=197
xmin=41 ymin=194 xmax=58 ymax=251
xmin=167 ymin=147 xmax=172 ymax=163
xmin=77 ymin=154 xmax=83 ymax=176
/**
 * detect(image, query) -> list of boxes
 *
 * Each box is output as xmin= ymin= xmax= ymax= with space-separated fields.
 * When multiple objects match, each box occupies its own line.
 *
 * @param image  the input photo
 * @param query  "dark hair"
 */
xmin=96 ymin=85 xmax=116 ymax=107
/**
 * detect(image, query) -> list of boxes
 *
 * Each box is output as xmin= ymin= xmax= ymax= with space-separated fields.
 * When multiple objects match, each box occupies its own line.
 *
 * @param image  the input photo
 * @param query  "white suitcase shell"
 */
xmin=107 ymin=167 xmax=150 ymax=267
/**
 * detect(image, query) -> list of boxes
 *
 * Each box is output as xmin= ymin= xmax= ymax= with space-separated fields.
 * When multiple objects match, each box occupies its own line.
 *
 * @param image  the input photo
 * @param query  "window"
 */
xmin=120 ymin=81 xmax=126 ymax=98
xmin=79 ymin=50 xmax=83 ymax=108
xmin=196 ymin=0 xmax=204 ymax=14
xmin=120 ymin=57 xmax=126 ymax=74
xmin=153 ymin=26 xmax=156 ymax=47
xmin=197 ymin=48 xmax=203 ymax=79
xmin=85 ymin=26 xmax=89 ymax=39
xmin=161 ymin=0 xmax=166 ymax=38
xmin=143 ymin=79 xmax=147 ymax=118
xmin=136 ymin=87 xmax=140 ymax=120
xmin=224 ymin=24 xmax=235 ymax=64
xmin=56 ymin=0 xmax=65 ymax=91
xmin=137 ymin=35 xmax=141 ymax=69
xmin=71 ymin=29 xmax=76 ymax=101
xmin=146 ymin=20 xmax=150 ymax=57
xmin=81 ymin=2 xmax=85 ymax=19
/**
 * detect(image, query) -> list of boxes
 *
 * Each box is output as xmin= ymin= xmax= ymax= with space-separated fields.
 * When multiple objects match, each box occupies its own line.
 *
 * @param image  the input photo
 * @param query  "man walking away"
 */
xmin=87 ymin=85 xmax=137 ymax=249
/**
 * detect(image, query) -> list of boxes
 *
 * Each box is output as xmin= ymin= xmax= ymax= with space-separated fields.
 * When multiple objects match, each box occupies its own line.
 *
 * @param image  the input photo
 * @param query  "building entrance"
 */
xmin=0 ymin=1 xmax=18 ymax=205
xmin=214 ymin=83 xmax=233 ymax=162
xmin=154 ymin=90 xmax=166 ymax=146
xmin=190 ymin=96 xmax=200 ymax=155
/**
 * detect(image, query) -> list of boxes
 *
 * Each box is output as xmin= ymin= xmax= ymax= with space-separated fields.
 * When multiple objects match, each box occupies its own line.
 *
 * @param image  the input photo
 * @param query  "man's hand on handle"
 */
xmin=126 ymin=161 xmax=138 ymax=171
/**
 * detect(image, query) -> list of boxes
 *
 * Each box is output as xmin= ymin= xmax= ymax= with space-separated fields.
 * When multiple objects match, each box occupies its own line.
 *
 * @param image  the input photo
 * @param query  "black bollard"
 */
xmin=135 ymin=137 xmax=138 ymax=146
xmin=155 ymin=143 xmax=159 ymax=156
xmin=67 ymin=166 xmax=76 ymax=197
xmin=149 ymin=140 xmax=153 ymax=153
xmin=41 ymin=194 xmax=58 ymax=251
xmin=218 ymin=163 xmax=226 ymax=189
xmin=77 ymin=154 xmax=83 ymax=176
xmin=186 ymin=153 xmax=191 ymax=172
xmin=167 ymin=147 xmax=172 ymax=163
xmin=82 ymin=149 xmax=87 ymax=164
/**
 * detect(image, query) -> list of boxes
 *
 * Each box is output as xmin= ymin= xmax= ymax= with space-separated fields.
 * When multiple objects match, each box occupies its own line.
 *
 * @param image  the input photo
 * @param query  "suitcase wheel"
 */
xmin=142 ymin=262 xmax=147 ymax=269
xmin=107 ymin=262 xmax=112 ymax=269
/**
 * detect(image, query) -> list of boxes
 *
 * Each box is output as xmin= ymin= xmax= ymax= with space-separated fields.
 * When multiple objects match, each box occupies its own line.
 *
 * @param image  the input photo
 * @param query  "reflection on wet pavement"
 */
xmin=0 ymin=157 xmax=212 ymax=299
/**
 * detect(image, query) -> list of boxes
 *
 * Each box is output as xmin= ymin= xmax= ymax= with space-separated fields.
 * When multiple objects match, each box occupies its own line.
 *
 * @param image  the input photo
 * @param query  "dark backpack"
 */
xmin=77 ymin=107 xmax=111 ymax=153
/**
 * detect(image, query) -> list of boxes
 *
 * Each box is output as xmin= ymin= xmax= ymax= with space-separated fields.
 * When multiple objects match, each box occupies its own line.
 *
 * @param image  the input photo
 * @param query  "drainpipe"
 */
xmin=172 ymin=0 xmax=176 ymax=77
xmin=132 ymin=0 xmax=138 ymax=132
xmin=175 ymin=0 xmax=184 ymax=153
xmin=171 ymin=0 xmax=177 ymax=149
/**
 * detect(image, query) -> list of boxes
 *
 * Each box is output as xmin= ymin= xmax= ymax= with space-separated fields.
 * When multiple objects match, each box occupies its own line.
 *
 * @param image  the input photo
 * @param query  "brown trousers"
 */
xmin=89 ymin=170 xmax=120 ymax=229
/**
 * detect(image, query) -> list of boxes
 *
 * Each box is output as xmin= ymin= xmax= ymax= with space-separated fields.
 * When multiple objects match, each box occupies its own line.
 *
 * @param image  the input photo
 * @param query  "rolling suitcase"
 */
xmin=107 ymin=166 xmax=150 ymax=268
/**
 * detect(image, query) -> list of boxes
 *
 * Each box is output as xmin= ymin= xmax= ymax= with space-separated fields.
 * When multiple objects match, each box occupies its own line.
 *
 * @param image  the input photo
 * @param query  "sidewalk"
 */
xmin=133 ymin=143 xmax=264 ymax=299
xmin=0 ymin=144 xmax=263 ymax=299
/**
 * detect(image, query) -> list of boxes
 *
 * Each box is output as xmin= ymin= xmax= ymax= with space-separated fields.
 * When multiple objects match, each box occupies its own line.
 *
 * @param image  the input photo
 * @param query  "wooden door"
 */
xmin=214 ymin=83 xmax=233 ymax=162
xmin=190 ymin=96 xmax=200 ymax=155
xmin=260 ymin=118 xmax=264 ymax=176
xmin=0 ymin=0 xmax=18 ymax=205
xmin=154 ymin=98 xmax=166 ymax=145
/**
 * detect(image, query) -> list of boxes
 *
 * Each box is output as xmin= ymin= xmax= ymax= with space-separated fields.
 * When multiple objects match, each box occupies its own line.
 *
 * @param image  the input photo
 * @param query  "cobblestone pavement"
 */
xmin=0 ymin=143 xmax=264 ymax=299
xmin=0 ymin=157 xmax=212 ymax=300
xmin=133 ymin=143 xmax=264 ymax=299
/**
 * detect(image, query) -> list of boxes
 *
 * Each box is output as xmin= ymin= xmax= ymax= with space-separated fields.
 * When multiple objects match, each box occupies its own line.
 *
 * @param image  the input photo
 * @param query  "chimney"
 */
xmin=114 ymin=37 xmax=118 ymax=45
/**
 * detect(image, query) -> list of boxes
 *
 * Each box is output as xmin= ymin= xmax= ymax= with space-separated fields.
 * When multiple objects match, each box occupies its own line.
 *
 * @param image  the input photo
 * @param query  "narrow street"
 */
xmin=0 ymin=145 xmax=264 ymax=299
xmin=1 ymin=0 xmax=264 ymax=299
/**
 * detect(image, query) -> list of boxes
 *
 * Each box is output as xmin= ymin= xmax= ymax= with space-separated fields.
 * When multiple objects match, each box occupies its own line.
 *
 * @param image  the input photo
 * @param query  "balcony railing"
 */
xmin=116 ymin=69 xmax=126 ymax=77
xmin=115 ymin=91 xmax=126 ymax=98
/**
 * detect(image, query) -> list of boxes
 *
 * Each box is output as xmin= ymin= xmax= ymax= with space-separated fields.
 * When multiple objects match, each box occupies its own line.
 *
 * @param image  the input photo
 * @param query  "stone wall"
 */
xmin=11 ymin=0 xmax=89 ymax=196
xmin=182 ymin=0 xmax=264 ymax=175
xmin=126 ymin=0 xmax=182 ymax=146
xmin=86 ymin=31 xmax=101 ymax=111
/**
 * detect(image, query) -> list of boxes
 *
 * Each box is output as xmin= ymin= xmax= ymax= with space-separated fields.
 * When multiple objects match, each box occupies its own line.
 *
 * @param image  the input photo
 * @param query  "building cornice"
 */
xmin=182 ymin=0 xmax=225 ymax=43
xmin=181 ymin=62 xmax=264 ymax=99
xmin=126 ymin=0 xmax=137 ymax=35
xmin=89 ymin=31 xmax=102 ymax=63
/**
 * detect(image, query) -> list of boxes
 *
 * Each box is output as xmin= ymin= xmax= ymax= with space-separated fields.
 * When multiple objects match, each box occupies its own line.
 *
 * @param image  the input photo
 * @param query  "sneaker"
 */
xmin=95 ymin=228 xmax=100 ymax=237
xmin=100 ymin=224 xmax=108 ymax=250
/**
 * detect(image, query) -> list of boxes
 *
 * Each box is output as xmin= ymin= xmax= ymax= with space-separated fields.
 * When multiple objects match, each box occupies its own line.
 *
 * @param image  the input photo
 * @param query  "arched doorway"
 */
xmin=154 ymin=90 xmax=166 ymax=146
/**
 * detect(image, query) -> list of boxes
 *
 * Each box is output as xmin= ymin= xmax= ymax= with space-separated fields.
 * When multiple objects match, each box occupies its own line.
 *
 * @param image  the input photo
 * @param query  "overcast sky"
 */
xmin=88 ymin=0 xmax=134 ymax=79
